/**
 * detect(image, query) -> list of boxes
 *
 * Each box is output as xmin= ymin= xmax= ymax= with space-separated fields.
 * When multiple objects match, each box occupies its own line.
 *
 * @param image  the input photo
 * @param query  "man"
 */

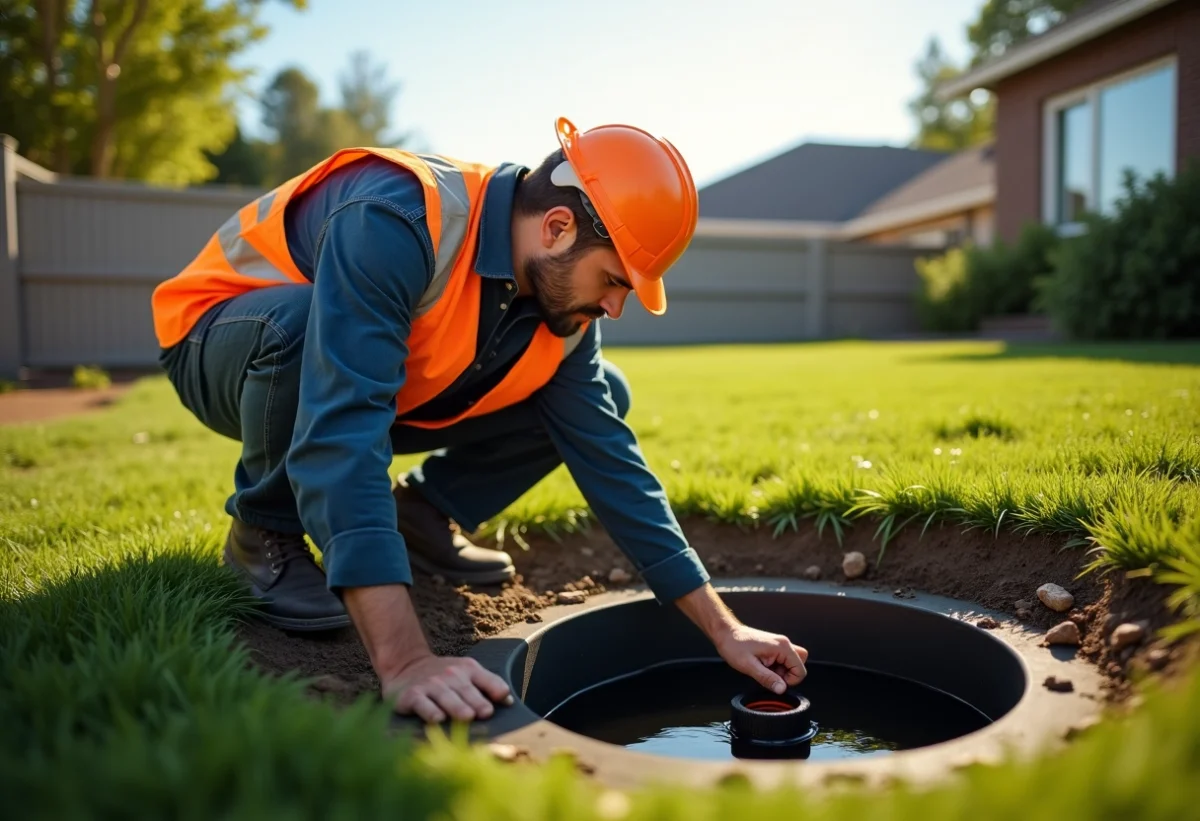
xmin=152 ymin=117 xmax=808 ymax=724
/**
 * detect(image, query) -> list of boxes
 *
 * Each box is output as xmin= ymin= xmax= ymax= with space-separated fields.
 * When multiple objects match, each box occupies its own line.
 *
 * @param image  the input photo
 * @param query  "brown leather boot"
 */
xmin=392 ymin=478 xmax=515 ymax=585
xmin=222 ymin=519 xmax=351 ymax=631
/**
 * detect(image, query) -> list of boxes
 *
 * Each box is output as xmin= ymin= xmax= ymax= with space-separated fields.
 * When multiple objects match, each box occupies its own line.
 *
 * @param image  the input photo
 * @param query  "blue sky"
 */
xmin=234 ymin=0 xmax=982 ymax=187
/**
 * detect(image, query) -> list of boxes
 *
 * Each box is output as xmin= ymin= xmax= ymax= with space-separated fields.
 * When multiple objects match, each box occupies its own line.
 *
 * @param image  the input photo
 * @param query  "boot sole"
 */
xmin=256 ymin=611 xmax=352 ymax=632
xmin=408 ymin=552 xmax=516 ymax=586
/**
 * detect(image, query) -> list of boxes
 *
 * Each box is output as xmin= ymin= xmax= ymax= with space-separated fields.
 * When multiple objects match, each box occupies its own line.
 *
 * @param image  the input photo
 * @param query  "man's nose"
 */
xmin=600 ymin=289 xmax=629 ymax=320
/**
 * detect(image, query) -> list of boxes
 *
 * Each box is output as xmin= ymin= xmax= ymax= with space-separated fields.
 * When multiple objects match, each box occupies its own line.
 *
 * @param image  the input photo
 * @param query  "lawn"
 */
xmin=3 ymin=339 xmax=1200 ymax=818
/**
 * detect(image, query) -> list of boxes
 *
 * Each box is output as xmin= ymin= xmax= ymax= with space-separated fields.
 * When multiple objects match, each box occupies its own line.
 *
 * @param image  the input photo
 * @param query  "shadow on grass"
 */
xmin=912 ymin=341 xmax=1200 ymax=366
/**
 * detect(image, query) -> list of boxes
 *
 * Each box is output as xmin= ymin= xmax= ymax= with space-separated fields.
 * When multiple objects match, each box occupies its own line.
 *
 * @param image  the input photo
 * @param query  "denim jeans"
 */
xmin=158 ymin=284 xmax=631 ymax=535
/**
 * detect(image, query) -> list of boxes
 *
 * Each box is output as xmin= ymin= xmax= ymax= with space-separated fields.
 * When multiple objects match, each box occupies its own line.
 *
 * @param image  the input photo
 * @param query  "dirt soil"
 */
xmin=241 ymin=518 xmax=1189 ymax=707
xmin=0 ymin=385 xmax=131 ymax=425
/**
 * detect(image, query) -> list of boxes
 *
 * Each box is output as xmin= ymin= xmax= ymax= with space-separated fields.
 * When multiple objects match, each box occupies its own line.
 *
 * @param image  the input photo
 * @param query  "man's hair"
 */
xmin=513 ymin=148 xmax=614 ymax=258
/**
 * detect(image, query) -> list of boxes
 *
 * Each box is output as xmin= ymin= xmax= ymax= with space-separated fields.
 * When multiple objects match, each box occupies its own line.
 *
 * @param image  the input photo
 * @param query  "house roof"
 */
xmin=697 ymin=142 xmax=949 ymax=223
xmin=937 ymin=0 xmax=1178 ymax=100
xmin=859 ymin=143 xmax=994 ymax=215
xmin=842 ymin=143 xmax=995 ymax=238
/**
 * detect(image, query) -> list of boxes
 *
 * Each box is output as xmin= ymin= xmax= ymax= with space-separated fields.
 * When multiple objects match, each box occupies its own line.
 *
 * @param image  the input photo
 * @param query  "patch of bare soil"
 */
xmin=0 ymin=385 xmax=130 ymax=425
xmin=240 ymin=519 xmax=1189 ymax=706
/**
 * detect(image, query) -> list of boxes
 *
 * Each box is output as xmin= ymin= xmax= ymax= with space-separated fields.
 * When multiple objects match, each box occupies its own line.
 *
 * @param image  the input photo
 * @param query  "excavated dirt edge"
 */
xmin=241 ymin=519 xmax=1190 ymax=709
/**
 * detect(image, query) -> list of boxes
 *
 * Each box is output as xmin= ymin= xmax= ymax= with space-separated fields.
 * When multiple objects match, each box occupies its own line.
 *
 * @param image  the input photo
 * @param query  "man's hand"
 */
xmin=342 ymin=583 xmax=512 ymax=724
xmin=712 ymin=623 xmax=808 ymax=695
xmin=381 ymin=655 xmax=513 ymax=724
xmin=675 ymin=583 xmax=809 ymax=694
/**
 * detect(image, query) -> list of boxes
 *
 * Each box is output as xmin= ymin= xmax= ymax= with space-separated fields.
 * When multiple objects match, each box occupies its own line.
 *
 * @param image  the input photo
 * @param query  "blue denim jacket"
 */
xmin=280 ymin=156 xmax=708 ymax=603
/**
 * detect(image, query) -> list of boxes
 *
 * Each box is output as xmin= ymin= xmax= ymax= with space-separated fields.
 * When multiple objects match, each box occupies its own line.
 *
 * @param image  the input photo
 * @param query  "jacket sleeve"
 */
xmin=285 ymin=198 xmax=434 ymax=590
xmin=533 ymin=321 xmax=710 ymax=603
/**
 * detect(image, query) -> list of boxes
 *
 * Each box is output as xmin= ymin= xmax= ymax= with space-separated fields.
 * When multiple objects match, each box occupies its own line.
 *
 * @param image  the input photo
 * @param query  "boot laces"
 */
xmin=259 ymin=529 xmax=311 ymax=571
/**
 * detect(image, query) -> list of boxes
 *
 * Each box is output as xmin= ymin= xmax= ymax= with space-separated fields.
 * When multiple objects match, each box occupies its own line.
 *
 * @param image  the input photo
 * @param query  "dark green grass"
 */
xmin=3 ymin=340 xmax=1200 ymax=817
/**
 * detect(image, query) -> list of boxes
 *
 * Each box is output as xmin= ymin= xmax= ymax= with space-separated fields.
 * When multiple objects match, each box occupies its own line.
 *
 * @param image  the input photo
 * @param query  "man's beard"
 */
xmin=523 ymin=253 xmax=605 ymax=338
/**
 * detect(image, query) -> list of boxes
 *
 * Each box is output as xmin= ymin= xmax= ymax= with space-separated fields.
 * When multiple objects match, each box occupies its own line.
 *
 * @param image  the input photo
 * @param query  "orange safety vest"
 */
xmin=151 ymin=148 xmax=586 ymax=429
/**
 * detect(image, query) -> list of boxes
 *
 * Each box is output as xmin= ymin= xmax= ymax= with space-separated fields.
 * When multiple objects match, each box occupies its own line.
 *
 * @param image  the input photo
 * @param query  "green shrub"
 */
xmin=72 ymin=365 xmax=111 ymax=390
xmin=915 ymin=222 xmax=1058 ymax=332
xmin=1039 ymin=163 xmax=1200 ymax=340
xmin=971 ymin=220 xmax=1058 ymax=316
xmin=0 ymin=380 xmax=16 ymax=394
xmin=915 ymin=246 xmax=974 ymax=332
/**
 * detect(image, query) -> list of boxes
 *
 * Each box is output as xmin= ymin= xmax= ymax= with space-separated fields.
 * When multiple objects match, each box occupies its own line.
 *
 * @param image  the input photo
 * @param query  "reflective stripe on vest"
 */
xmin=151 ymin=148 xmax=586 ymax=429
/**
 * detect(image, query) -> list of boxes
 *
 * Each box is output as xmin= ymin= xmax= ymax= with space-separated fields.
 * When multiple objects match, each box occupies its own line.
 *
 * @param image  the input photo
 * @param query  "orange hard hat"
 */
xmin=550 ymin=116 xmax=698 ymax=316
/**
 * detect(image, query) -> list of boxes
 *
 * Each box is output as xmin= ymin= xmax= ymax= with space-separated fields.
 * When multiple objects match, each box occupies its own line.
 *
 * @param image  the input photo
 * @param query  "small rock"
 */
xmin=1106 ymin=662 xmax=1122 ymax=676
xmin=754 ymin=563 xmax=764 ymax=573
xmin=803 ymin=565 xmax=822 ymax=581
xmin=608 ymin=567 xmax=633 ymax=585
xmin=1037 ymin=583 xmax=1074 ymax=613
xmin=556 ymin=590 xmax=587 ymax=605
xmin=842 ymin=551 xmax=868 ymax=579
xmin=976 ymin=617 xmax=1001 ymax=630
xmin=1045 ymin=621 xmax=1082 ymax=646
xmin=578 ymin=575 xmax=596 ymax=590
xmin=1016 ymin=608 xmax=1032 ymax=620
xmin=488 ymin=743 xmax=530 ymax=763
xmin=1043 ymin=675 xmax=1074 ymax=692
xmin=525 ymin=613 xmax=543 ymax=624
xmin=1014 ymin=599 xmax=1033 ymax=611
xmin=431 ymin=574 xmax=446 ymax=587
xmin=1110 ymin=622 xmax=1146 ymax=651
xmin=580 ymin=547 xmax=595 ymax=557
xmin=1146 ymin=647 xmax=1170 ymax=670
xmin=1068 ymin=611 xmax=1088 ymax=626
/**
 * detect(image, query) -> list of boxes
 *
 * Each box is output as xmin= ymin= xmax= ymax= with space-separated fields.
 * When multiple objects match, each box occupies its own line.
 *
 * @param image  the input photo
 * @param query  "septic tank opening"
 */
xmin=510 ymin=589 xmax=1026 ymax=763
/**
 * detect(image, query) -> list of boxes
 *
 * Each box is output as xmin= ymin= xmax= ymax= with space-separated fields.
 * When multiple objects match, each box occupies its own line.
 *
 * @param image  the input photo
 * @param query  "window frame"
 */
xmin=1041 ymin=54 xmax=1177 ymax=235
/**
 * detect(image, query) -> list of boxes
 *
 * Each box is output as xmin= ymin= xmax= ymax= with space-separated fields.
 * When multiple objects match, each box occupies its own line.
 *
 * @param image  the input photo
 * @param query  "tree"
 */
xmin=206 ymin=124 xmax=271 ymax=187
xmin=909 ymin=36 xmax=994 ymax=151
xmin=260 ymin=53 xmax=406 ymax=184
xmin=908 ymin=0 xmax=1088 ymax=149
xmin=0 ymin=0 xmax=306 ymax=185
xmin=967 ymin=0 xmax=1087 ymax=66
xmin=339 ymin=50 xmax=408 ymax=147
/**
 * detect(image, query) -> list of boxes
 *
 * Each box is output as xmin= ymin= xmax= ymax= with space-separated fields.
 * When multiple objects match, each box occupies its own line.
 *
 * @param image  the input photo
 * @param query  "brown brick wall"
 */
xmin=994 ymin=0 xmax=1200 ymax=241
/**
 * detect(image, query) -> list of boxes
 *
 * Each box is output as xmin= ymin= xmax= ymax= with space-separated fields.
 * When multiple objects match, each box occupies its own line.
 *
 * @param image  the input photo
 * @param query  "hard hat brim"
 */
xmin=630 ymin=268 xmax=666 ymax=316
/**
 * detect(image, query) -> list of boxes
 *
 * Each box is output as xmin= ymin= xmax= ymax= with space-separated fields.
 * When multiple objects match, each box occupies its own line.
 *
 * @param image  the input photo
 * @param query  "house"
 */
xmin=937 ymin=0 xmax=1199 ymax=241
xmin=841 ymin=143 xmax=996 ymax=248
xmin=694 ymin=140 xmax=996 ymax=249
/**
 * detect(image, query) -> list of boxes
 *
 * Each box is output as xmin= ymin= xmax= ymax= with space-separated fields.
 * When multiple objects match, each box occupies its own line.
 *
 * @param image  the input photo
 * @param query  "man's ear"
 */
xmin=542 ymin=205 xmax=577 ymax=251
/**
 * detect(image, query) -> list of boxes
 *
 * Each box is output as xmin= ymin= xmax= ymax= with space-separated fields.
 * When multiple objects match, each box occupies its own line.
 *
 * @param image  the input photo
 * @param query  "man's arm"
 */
xmin=534 ymin=321 xmax=807 ymax=692
xmin=285 ymin=197 xmax=510 ymax=721
xmin=533 ymin=321 xmax=709 ymax=602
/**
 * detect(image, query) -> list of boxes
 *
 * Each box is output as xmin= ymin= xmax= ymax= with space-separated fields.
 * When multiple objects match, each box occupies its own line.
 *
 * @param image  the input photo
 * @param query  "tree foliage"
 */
xmin=0 ymin=0 xmax=304 ymax=185
xmin=237 ymin=51 xmax=407 ymax=186
xmin=967 ymin=0 xmax=1088 ymax=66
xmin=910 ymin=0 xmax=1088 ymax=149
xmin=908 ymin=37 xmax=994 ymax=151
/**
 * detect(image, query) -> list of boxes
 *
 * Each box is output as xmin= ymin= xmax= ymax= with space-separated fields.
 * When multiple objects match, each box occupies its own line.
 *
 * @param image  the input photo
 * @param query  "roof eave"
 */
xmin=936 ymin=0 xmax=1177 ymax=100
xmin=840 ymin=184 xmax=996 ymax=239
xmin=693 ymin=218 xmax=843 ymax=240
